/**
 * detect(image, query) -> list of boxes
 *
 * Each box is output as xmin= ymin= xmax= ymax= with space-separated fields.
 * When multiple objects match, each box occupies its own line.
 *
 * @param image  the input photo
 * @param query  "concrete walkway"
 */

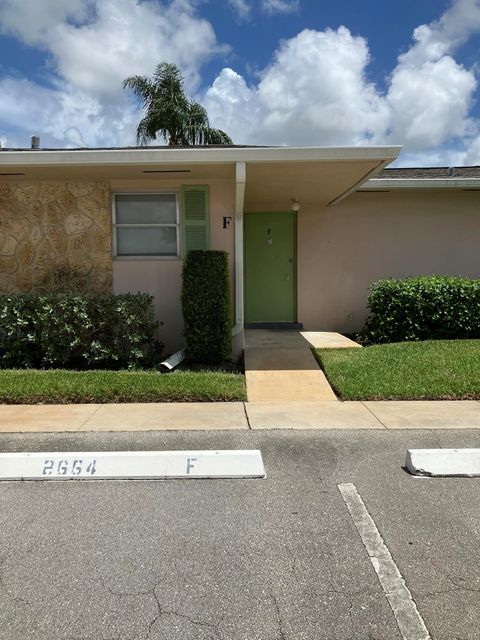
xmin=244 ymin=330 xmax=359 ymax=402
xmin=0 ymin=400 xmax=479 ymax=432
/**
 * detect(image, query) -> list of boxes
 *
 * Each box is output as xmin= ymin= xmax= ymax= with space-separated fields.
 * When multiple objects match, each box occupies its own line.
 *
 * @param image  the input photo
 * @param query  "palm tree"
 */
xmin=123 ymin=62 xmax=233 ymax=146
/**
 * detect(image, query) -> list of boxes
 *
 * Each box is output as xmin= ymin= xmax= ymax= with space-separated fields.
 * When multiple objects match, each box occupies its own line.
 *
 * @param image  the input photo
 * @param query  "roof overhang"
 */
xmin=0 ymin=145 xmax=402 ymax=205
xmin=243 ymin=148 xmax=401 ymax=209
xmin=360 ymin=177 xmax=480 ymax=191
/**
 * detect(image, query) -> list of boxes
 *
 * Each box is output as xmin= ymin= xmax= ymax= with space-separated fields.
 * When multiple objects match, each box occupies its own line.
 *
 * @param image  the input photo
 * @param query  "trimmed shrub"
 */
xmin=0 ymin=293 xmax=163 ymax=369
xmin=182 ymin=250 xmax=232 ymax=363
xmin=360 ymin=276 xmax=480 ymax=344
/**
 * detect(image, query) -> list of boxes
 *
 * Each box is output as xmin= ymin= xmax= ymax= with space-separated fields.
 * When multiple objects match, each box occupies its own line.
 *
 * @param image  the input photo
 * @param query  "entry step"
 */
xmin=245 ymin=322 xmax=304 ymax=330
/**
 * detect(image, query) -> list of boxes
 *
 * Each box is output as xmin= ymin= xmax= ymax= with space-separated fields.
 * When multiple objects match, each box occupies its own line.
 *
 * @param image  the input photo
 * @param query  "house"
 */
xmin=0 ymin=142 xmax=479 ymax=356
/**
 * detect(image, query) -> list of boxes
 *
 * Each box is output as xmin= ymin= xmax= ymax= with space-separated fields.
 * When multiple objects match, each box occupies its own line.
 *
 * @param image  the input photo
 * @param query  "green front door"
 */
xmin=244 ymin=212 xmax=296 ymax=323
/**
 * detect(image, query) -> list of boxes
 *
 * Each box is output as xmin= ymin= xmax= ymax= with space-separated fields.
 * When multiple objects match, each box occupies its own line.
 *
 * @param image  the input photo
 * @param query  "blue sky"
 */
xmin=201 ymin=2 xmax=452 ymax=88
xmin=0 ymin=0 xmax=480 ymax=166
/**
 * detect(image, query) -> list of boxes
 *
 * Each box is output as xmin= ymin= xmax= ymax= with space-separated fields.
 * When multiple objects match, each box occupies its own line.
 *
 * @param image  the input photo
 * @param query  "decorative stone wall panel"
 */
xmin=0 ymin=181 xmax=112 ymax=294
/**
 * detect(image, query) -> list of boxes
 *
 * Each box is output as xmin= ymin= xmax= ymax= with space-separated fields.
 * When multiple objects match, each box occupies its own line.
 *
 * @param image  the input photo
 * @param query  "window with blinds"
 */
xmin=113 ymin=193 xmax=179 ymax=257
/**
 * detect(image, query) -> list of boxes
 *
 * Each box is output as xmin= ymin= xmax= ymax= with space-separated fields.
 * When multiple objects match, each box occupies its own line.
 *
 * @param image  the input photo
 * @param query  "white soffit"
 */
xmin=244 ymin=156 xmax=399 ymax=208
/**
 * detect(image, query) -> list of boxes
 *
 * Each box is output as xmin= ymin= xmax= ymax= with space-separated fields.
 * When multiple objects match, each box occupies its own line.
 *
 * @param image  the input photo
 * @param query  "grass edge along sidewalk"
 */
xmin=315 ymin=339 xmax=480 ymax=401
xmin=0 ymin=369 xmax=246 ymax=404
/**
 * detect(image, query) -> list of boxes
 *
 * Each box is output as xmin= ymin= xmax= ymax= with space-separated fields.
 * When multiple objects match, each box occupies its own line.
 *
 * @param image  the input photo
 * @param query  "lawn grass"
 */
xmin=0 ymin=369 xmax=246 ymax=404
xmin=314 ymin=340 xmax=480 ymax=400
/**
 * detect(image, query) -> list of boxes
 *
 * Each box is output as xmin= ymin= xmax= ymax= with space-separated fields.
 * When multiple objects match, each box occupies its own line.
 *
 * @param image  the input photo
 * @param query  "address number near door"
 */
xmin=42 ymin=458 xmax=97 ymax=477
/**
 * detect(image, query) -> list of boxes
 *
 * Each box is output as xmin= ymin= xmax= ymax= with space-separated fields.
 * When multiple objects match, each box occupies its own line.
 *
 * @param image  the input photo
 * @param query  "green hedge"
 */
xmin=360 ymin=276 xmax=480 ymax=344
xmin=0 ymin=293 xmax=163 ymax=369
xmin=182 ymin=250 xmax=231 ymax=363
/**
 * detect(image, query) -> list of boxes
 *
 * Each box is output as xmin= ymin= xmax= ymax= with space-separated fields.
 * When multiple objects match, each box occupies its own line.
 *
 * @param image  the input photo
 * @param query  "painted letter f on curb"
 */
xmin=186 ymin=458 xmax=197 ymax=474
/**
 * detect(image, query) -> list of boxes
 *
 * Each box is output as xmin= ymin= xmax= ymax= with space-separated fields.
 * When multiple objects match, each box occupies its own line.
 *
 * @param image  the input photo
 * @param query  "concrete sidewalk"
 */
xmin=0 ymin=400 xmax=479 ymax=432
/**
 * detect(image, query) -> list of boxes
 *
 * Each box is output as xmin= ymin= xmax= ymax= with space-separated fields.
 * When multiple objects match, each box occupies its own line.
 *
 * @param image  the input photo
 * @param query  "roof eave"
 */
xmin=0 ymin=145 xmax=402 ymax=168
xmin=360 ymin=177 xmax=480 ymax=190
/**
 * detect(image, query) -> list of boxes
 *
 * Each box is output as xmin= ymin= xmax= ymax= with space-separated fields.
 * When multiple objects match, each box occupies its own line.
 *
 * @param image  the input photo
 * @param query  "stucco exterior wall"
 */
xmin=0 ymin=177 xmax=235 ymax=356
xmin=0 ymin=181 xmax=112 ymax=294
xmin=111 ymin=179 xmax=235 ymax=353
xmin=4 ymin=174 xmax=476 ymax=356
xmin=297 ymin=190 xmax=480 ymax=332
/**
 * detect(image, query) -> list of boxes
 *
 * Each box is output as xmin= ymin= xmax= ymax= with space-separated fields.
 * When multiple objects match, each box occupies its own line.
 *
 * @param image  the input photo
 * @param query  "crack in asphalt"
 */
xmin=147 ymin=584 xmax=220 ymax=639
xmin=413 ymin=560 xmax=480 ymax=600
xmin=99 ymin=579 xmax=220 ymax=639
xmin=146 ymin=586 xmax=161 ymax=640
xmin=416 ymin=582 xmax=480 ymax=599
xmin=271 ymin=594 xmax=287 ymax=640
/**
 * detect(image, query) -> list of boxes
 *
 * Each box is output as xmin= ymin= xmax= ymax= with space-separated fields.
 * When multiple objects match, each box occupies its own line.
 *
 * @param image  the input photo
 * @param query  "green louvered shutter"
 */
xmin=182 ymin=185 xmax=209 ymax=254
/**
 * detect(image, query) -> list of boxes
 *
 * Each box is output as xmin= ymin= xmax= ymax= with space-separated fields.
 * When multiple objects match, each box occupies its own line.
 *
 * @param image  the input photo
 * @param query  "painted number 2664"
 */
xmin=42 ymin=459 xmax=97 ymax=477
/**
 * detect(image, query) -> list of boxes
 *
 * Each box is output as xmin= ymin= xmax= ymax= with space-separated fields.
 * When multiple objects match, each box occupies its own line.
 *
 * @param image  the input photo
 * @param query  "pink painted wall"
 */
xmin=111 ymin=178 xmax=235 ymax=354
xmin=112 ymin=180 xmax=480 ymax=353
xmin=297 ymin=189 xmax=480 ymax=333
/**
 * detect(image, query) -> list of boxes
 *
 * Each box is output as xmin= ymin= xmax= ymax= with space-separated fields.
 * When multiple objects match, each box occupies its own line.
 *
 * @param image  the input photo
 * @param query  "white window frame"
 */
xmin=112 ymin=191 xmax=180 ymax=260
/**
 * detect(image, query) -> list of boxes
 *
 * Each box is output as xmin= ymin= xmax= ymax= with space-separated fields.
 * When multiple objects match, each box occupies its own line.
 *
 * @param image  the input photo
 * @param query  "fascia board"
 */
xmin=0 ymin=146 xmax=402 ymax=168
xmin=359 ymin=178 xmax=480 ymax=190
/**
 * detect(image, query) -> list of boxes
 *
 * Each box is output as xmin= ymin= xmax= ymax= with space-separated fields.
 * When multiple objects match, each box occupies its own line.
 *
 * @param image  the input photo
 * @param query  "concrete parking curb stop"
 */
xmin=0 ymin=400 xmax=479 ymax=432
xmin=406 ymin=448 xmax=480 ymax=477
xmin=0 ymin=449 xmax=266 ymax=481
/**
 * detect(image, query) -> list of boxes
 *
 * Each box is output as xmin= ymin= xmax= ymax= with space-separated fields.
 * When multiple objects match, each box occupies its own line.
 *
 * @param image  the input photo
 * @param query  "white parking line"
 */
xmin=338 ymin=483 xmax=431 ymax=640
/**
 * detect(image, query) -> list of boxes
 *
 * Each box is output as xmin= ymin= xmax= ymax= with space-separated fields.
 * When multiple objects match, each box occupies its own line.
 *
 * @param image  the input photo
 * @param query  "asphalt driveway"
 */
xmin=1 ymin=428 xmax=480 ymax=640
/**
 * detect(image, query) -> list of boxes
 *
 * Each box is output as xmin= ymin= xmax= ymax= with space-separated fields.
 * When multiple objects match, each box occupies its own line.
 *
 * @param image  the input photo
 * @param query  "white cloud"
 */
xmin=228 ymin=0 xmax=251 ymax=21
xmin=53 ymin=0 xmax=224 ymax=95
xmin=205 ymin=68 xmax=259 ymax=142
xmin=0 ymin=0 xmax=226 ymax=147
xmin=386 ymin=57 xmax=476 ymax=149
xmin=0 ymin=0 xmax=223 ymax=95
xmin=398 ymin=0 xmax=480 ymax=66
xmin=257 ymin=28 xmax=388 ymax=145
xmin=261 ymin=0 xmax=299 ymax=14
xmin=460 ymin=135 xmax=480 ymax=163
xmin=206 ymin=0 xmax=480 ymax=165
xmin=228 ymin=0 xmax=299 ymax=20
xmin=0 ymin=76 xmax=138 ymax=147
xmin=205 ymin=27 xmax=390 ymax=146
xmin=1 ymin=0 xmax=480 ymax=166
xmin=0 ymin=0 xmax=92 ymax=45
xmin=385 ymin=0 xmax=480 ymax=150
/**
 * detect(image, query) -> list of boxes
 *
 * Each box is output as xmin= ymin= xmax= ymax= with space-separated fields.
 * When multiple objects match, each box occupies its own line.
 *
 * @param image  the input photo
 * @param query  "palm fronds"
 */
xmin=123 ymin=63 xmax=233 ymax=146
